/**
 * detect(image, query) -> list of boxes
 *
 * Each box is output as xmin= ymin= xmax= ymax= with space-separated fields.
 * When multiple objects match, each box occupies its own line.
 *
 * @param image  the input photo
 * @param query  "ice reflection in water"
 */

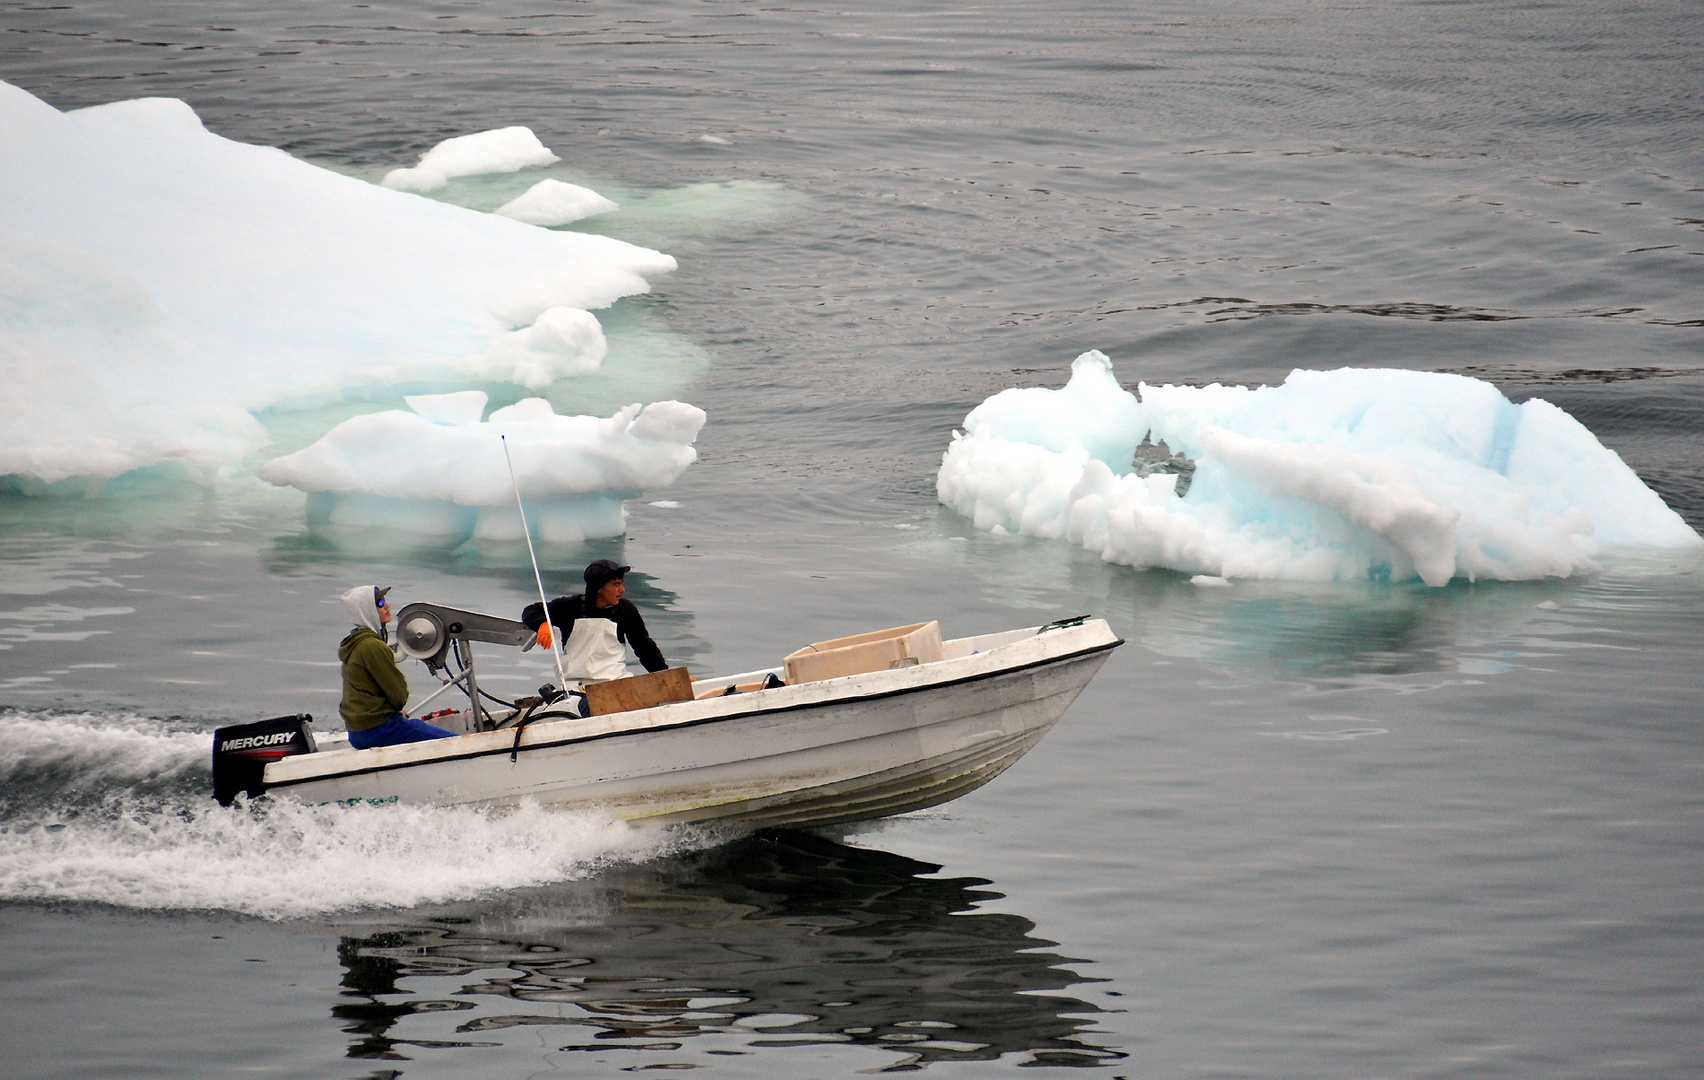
xmin=916 ymin=516 xmax=1704 ymax=683
xmin=329 ymin=831 xmax=1118 ymax=1070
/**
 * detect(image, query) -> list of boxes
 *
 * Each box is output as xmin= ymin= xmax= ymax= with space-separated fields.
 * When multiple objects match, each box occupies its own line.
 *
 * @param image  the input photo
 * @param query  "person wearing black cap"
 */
xmin=521 ymin=559 xmax=667 ymax=683
xmin=338 ymin=584 xmax=456 ymax=749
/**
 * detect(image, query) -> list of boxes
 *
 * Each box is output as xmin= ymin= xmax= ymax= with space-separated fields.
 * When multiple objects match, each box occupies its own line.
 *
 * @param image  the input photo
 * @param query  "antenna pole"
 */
xmin=501 ymin=434 xmax=570 ymax=692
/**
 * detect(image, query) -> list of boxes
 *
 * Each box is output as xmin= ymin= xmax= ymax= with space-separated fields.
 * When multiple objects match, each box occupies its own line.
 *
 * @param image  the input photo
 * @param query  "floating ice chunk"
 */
xmin=623 ymin=398 xmax=706 ymax=443
xmin=962 ymin=350 xmax=1143 ymax=473
xmin=382 ymin=127 xmax=561 ymax=192
xmin=938 ymin=359 xmax=1701 ymax=585
xmin=0 ymin=82 xmax=675 ymax=489
xmin=467 ymin=306 xmax=609 ymax=388
xmin=257 ymin=394 xmax=706 ymax=543
xmin=261 ymin=393 xmax=706 ymax=503
xmin=494 ymin=179 xmax=619 ymax=226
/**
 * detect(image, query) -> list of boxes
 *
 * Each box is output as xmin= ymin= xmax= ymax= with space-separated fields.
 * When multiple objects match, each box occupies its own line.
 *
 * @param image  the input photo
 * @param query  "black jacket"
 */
xmin=521 ymin=594 xmax=667 ymax=673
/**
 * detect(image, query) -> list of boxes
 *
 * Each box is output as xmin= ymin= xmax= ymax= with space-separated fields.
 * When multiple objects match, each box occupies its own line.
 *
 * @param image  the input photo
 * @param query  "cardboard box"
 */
xmin=583 ymin=667 xmax=694 ymax=716
xmin=783 ymin=621 xmax=943 ymax=684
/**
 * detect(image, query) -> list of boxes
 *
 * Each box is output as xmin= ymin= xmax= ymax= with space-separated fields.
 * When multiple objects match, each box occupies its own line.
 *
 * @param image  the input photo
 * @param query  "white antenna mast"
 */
xmin=501 ymin=434 xmax=570 ymax=692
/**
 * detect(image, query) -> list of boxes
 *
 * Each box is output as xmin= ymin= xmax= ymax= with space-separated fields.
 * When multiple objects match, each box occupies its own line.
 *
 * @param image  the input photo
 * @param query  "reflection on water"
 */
xmin=914 ymin=514 xmax=1704 ymax=683
xmin=1104 ymin=577 xmax=1552 ymax=679
xmin=329 ymin=831 xmax=1119 ymax=1071
xmin=1091 ymin=560 xmax=1704 ymax=683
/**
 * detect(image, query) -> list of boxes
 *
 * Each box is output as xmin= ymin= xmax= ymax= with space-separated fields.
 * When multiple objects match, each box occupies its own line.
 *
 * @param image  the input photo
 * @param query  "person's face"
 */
xmin=377 ymin=595 xmax=391 ymax=624
xmin=596 ymin=578 xmax=625 ymax=607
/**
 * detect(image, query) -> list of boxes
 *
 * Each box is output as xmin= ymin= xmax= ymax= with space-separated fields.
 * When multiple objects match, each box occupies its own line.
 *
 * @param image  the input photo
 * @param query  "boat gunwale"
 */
xmin=262 ymin=630 xmax=1122 ymax=792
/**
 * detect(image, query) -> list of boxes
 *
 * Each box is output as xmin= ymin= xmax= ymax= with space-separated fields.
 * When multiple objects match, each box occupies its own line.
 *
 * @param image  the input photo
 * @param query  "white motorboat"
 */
xmin=211 ymin=613 xmax=1121 ymax=828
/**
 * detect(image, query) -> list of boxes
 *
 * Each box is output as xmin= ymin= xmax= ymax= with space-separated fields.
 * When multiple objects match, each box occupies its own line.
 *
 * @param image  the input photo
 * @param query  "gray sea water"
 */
xmin=3 ymin=2 xmax=1703 ymax=1077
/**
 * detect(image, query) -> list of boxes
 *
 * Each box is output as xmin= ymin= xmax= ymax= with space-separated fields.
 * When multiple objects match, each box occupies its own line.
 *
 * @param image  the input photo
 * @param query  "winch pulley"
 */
xmin=394 ymin=602 xmax=538 ymax=729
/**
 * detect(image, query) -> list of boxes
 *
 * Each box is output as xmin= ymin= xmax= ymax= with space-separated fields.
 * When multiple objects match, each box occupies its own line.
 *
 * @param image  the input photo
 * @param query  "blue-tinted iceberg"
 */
xmin=0 ymin=82 xmax=673 ymax=489
xmin=257 ymin=392 xmax=705 ymax=543
xmin=938 ymin=352 xmax=1701 ymax=585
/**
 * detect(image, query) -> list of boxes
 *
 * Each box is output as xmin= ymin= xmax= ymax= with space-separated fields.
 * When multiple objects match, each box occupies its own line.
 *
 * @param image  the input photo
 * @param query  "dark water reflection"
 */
xmin=329 ymin=832 xmax=1118 ymax=1071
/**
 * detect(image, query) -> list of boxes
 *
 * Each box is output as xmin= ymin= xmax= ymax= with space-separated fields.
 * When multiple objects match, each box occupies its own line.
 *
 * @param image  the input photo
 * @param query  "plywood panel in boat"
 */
xmin=584 ymin=667 xmax=694 ymax=716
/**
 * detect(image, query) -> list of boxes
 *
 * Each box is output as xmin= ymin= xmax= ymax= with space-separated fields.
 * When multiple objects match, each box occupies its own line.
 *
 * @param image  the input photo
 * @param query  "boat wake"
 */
xmin=0 ymin=709 xmax=703 ymax=919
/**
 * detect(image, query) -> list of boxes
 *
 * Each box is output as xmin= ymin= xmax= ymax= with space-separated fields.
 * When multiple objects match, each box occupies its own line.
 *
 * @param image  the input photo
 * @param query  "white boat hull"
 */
xmin=261 ymin=618 xmax=1120 ymax=828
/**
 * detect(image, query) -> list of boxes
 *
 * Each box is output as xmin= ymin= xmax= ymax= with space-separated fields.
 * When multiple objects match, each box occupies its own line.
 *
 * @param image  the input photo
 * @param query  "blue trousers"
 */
xmin=348 ymin=713 xmax=457 ymax=750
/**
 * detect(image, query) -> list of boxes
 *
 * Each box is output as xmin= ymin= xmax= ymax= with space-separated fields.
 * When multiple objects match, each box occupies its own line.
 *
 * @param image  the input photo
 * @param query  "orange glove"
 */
xmin=536 ymin=624 xmax=552 ymax=648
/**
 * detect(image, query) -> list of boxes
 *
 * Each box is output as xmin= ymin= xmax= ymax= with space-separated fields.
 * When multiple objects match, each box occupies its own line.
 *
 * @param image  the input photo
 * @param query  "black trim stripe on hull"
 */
xmin=263 ymin=638 xmax=1122 ymax=793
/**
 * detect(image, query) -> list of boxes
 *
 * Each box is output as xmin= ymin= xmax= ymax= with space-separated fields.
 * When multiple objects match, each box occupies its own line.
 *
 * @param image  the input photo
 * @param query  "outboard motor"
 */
xmin=212 ymin=714 xmax=316 ymax=806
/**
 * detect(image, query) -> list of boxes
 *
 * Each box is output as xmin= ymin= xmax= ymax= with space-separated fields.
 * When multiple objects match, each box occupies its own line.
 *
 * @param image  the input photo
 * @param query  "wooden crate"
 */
xmin=583 ymin=667 xmax=694 ymax=716
xmin=783 ymin=621 xmax=943 ymax=684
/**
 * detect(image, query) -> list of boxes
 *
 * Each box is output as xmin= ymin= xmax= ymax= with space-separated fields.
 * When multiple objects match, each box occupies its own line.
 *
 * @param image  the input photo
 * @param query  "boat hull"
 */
xmin=262 ymin=619 xmax=1119 ymax=828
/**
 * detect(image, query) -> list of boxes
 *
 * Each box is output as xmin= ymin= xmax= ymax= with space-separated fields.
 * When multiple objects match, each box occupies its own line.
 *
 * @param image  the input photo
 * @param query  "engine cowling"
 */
xmin=212 ymin=714 xmax=315 ymax=806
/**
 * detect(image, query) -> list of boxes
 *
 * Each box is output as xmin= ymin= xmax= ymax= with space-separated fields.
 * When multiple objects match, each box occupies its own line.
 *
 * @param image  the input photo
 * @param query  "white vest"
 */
xmin=559 ymin=617 xmax=628 ymax=683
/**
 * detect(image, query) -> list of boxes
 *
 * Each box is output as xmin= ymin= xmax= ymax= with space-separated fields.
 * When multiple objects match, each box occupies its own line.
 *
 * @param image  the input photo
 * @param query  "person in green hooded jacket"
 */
xmin=338 ymin=585 xmax=456 ymax=750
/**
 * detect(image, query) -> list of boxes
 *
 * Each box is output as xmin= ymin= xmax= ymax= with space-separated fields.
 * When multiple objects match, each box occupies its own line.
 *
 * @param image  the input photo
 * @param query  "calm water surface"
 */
xmin=2 ymin=2 xmax=1702 ymax=1077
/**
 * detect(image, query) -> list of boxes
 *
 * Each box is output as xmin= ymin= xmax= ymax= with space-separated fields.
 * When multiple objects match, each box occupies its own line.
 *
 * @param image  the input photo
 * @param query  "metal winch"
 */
xmin=393 ymin=603 xmax=538 ymax=728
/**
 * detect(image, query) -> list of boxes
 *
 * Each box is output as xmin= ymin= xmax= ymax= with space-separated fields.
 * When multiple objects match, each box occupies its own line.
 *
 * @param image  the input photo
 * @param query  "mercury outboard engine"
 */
xmin=212 ymin=714 xmax=316 ymax=806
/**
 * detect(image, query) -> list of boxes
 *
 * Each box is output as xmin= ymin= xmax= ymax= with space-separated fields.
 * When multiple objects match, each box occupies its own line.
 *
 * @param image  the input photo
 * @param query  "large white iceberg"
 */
xmin=938 ymin=352 xmax=1701 ymax=585
xmin=257 ymin=392 xmax=705 ymax=543
xmin=0 ymin=82 xmax=675 ymax=489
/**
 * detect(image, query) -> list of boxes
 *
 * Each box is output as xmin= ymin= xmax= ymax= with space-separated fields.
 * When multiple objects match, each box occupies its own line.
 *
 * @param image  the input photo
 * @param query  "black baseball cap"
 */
xmin=584 ymin=559 xmax=631 ymax=593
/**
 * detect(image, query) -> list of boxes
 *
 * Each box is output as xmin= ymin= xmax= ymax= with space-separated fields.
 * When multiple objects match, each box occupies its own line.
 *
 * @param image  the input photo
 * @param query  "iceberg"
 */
xmin=495 ymin=179 xmax=620 ymax=227
xmin=257 ymin=392 xmax=706 ymax=544
xmin=960 ymin=349 xmax=1144 ymax=470
xmin=0 ymin=82 xmax=675 ymax=490
xmin=938 ymin=353 xmax=1701 ymax=585
xmin=381 ymin=126 xmax=561 ymax=192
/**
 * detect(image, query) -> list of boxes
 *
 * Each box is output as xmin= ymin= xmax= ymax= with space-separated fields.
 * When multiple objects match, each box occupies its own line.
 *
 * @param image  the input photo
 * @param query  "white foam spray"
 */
xmin=0 ymin=711 xmax=706 ymax=919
